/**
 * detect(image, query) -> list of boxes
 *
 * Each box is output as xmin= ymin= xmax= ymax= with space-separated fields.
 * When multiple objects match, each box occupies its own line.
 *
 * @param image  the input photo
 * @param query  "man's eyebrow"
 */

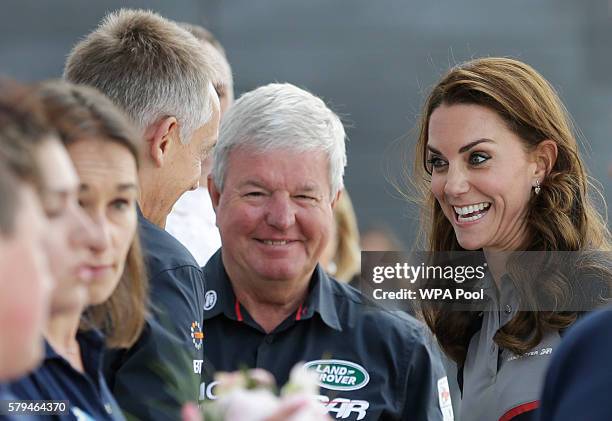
xmin=296 ymin=184 xmax=319 ymax=193
xmin=238 ymin=180 xmax=267 ymax=189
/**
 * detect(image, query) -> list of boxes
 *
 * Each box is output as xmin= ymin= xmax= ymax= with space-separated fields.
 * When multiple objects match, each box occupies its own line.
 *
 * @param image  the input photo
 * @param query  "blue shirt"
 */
xmin=104 ymin=207 xmax=205 ymax=420
xmin=10 ymin=330 xmax=124 ymax=421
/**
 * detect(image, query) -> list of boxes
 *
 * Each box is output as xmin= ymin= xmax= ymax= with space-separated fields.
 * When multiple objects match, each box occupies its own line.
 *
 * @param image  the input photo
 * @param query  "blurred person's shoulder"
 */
xmin=539 ymin=308 xmax=612 ymax=420
xmin=547 ymin=307 xmax=612 ymax=375
xmin=560 ymin=307 xmax=612 ymax=348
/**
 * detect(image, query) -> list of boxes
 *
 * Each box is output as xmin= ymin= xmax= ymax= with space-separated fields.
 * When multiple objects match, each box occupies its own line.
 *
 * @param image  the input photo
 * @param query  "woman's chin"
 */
xmin=455 ymin=236 xmax=484 ymax=251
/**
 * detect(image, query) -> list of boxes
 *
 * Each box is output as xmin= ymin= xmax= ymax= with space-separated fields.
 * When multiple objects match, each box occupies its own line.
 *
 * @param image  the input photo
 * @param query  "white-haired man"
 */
xmin=64 ymin=9 xmax=219 ymax=420
xmin=201 ymin=83 xmax=451 ymax=421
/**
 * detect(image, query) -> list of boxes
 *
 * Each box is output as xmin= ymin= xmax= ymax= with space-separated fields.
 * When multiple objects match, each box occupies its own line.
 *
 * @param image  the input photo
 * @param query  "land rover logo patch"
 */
xmin=304 ymin=359 xmax=370 ymax=391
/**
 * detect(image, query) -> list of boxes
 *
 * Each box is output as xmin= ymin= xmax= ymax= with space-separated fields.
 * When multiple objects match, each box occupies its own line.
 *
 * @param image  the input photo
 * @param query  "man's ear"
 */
xmin=533 ymin=140 xmax=558 ymax=180
xmin=146 ymin=116 xmax=179 ymax=168
xmin=208 ymin=174 xmax=221 ymax=212
xmin=331 ymin=189 xmax=343 ymax=210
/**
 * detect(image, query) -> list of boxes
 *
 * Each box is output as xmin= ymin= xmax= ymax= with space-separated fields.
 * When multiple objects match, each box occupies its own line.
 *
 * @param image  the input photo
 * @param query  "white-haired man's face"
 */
xmin=211 ymin=147 xmax=338 ymax=287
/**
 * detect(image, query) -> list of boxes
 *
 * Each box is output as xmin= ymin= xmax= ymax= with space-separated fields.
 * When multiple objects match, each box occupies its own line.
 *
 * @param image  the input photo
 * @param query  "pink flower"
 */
xmin=218 ymin=389 xmax=280 ymax=421
xmin=203 ymin=363 xmax=330 ymax=421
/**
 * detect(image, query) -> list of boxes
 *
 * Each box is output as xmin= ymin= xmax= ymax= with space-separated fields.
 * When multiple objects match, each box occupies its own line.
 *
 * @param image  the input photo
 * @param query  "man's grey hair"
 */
xmin=178 ymin=22 xmax=234 ymax=103
xmin=212 ymin=83 xmax=346 ymax=197
xmin=63 ymin=9 xmax=216 ymax=144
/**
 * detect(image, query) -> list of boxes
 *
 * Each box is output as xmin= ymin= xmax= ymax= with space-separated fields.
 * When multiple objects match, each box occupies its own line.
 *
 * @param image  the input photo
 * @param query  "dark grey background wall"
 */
xmin=2 ymin=0 xmax=611 ymax=245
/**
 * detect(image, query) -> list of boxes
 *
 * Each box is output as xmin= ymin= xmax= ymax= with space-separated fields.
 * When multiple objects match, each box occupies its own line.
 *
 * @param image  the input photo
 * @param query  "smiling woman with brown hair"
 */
xmin=413 ymin=57 xmax=611 ymax=421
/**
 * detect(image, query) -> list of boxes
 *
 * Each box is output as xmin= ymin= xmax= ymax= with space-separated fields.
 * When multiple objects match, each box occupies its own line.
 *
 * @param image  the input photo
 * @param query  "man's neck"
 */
xmin=227 ymin=268 xmax=311 ymax=334
xmin=139 ymin=198 xmax=168 ymax=228
xmin=138 ymin=176 xmax=173 ymax=229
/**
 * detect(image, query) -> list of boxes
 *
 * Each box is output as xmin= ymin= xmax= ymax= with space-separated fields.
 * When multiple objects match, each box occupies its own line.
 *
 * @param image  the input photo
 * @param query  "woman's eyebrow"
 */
xmin=458 ymin=138 xmax=494 ymax=153
xmin=116 ymin=183 xmax=138 ymax=192
xmin=78 ymin=183 xmax=138 ymax=192
xmin=427 ymin=145 xmax=442 ymax=155
xmin=427 ymin=138 xmax=494 ymax=155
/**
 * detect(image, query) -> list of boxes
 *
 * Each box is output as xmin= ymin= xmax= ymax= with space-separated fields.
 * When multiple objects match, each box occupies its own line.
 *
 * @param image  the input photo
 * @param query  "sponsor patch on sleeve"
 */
xmin=437 ymin=376 xmax=454 ymax=421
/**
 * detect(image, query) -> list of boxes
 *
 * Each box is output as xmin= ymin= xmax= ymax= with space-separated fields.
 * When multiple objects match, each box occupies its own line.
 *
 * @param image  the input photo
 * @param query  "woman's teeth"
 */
xmin=453 ymin=202 xmax=491 ymax=222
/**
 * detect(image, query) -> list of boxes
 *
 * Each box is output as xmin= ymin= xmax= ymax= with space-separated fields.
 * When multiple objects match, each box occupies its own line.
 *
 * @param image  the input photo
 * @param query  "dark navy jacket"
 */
xmin=104 ymin=208 xmax=205 ymax=421
xmin=0 ymin=384 xmax=12 ymax=398
xmin=0 ymin=383 xmax=35 ymax=421
xmin=10 ymin=330 xmax=124 ymax=421
xmin=538 ymin=308 xmax=612 ymax=421
xmin=199 ymin=250 xmax=451 ymax=421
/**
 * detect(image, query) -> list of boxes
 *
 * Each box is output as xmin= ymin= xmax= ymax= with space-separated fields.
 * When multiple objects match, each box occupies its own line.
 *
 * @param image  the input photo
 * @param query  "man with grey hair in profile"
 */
xmin=201 ymin=83 xmax=450 ymax=420
xmin=166 ymin=22 xmax=234 ymax=266
xmin=64 ymin=9 xmax=220 ymax=420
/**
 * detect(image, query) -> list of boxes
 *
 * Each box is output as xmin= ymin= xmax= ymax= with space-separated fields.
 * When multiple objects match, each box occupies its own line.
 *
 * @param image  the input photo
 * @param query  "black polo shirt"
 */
xmin=199 ymin=250 xmax=451 ymax=421
xmin=10 ymin=330 xmax=124 ymax=421
xmin=103 ymin=207 xmax=205 ymax=421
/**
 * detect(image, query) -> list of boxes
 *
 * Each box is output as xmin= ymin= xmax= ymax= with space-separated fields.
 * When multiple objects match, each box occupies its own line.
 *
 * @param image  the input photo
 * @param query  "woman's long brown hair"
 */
xmin=38 ymin=80 xmax=148 ymax=349
xmin=413 ymin=57 xmax=611 ymax=364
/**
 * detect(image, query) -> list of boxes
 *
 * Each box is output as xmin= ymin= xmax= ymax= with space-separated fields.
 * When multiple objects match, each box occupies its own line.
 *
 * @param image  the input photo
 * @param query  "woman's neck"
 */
xmin=483 ymin=249 xmax=511 ymax=286
xmin=45 ymin=307 xmax=85 ymax=372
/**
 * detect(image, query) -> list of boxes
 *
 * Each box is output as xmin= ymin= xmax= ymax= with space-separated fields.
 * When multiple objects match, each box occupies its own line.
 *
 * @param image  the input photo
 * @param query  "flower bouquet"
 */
xmin=200 ymin=363 xmax=329 ymax=421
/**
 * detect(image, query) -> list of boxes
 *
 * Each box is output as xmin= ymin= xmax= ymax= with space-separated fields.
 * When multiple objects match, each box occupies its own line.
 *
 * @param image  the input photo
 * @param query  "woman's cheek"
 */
xmin=430 ymin=176 xmax=446 ymax=202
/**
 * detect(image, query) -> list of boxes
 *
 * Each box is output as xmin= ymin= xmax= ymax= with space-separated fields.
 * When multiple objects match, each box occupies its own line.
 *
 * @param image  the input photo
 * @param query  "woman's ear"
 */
xmin=533 ymin=139 xmax=558 ymax=180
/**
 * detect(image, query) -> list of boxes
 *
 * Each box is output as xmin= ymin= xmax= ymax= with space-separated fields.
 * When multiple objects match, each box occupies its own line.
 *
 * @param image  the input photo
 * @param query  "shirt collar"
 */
xmin=202 ymin=249 xmax=237 ymax=321
xmin=44 ymin=329 xmax=105 ymax=362
xmin=202 ymin=249 xmax=342 ymax=331
xmin=137 ymin=204 xmax=153 ymax=227
xmin=302 ymin=265 xmax=343 ymax=331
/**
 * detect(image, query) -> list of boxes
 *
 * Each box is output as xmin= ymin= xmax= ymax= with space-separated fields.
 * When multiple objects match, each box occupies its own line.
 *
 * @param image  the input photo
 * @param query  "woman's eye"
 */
xmin=469 ymin=153 xmax=490 ymax=165
xmin=41 ymin=194 xmax=67 ymax=219
xmin=110 ymin=199 xmax=130 ymax=210
xmin=426 ymin=156 xmax=448 ymax=171
xmin=44 ymin=207 xmax=64 ymax=219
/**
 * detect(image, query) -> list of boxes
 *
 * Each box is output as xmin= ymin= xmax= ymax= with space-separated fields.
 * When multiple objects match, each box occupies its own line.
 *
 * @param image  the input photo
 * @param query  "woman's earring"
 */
xmin=534 ymin=179 xmax=541 ymax=195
